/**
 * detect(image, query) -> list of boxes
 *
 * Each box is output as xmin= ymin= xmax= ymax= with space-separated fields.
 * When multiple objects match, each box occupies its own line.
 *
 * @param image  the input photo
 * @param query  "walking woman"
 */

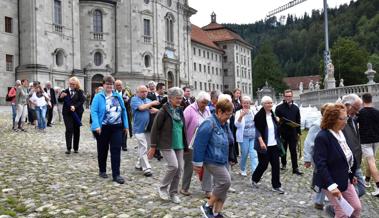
xmin=235 ymin=95 xmax=258 ymax=176
xmin=180 ymin=91 xmax=212 ymax=197
xmin=58 ymin=77 xmax=86 ymax=154
xmin=91 ymin=76 xmax=129 ymax=184
xmin=314 ymin=103 xmax=361 ymax=217
xmin=251 ymin=96 xmax=284 ymax=194
xmin=29 ymin=85 xmax=50 ymax=131
xmin=148 ymin=87 xmax=188 ymax=204
xmin=193 ymin=99 xmax=234 ymax=218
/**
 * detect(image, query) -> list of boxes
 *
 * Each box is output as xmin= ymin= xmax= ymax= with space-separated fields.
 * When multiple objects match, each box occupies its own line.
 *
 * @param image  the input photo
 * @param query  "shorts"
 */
xmin=362 ymin=143 xmax=379 ymax=158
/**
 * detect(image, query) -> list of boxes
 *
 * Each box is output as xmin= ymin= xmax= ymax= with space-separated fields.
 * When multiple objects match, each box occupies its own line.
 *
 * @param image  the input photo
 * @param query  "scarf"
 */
xmin=166 ymin=103 xmax=182 ymax=121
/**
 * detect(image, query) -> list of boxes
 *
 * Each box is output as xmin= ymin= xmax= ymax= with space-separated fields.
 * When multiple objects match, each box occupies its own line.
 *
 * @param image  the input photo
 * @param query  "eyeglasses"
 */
xmin=338 ymin=116 xmax=348 ymax=121
xmin=284 ymin=95 xmax=293 ymax=98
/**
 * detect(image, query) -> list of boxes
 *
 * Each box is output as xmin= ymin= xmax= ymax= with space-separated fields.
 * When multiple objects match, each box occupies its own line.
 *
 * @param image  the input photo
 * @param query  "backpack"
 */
xmin=6 ymin=87 xmax=15 ymax=102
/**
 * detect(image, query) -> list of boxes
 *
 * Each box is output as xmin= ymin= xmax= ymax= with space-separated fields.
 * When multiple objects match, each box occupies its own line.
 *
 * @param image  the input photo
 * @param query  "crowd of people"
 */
xmin=6 ymin=76 xmax=379 ymax=218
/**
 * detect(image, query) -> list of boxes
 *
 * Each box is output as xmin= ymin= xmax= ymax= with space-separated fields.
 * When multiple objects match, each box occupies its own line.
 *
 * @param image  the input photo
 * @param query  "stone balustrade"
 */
xmin=300 ymin=83 xmax=379 ymax=108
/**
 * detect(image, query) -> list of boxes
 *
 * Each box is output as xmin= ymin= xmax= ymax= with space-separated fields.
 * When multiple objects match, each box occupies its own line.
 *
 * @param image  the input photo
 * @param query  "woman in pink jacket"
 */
xmin=180 ymin=91 xmax=212 ymax=198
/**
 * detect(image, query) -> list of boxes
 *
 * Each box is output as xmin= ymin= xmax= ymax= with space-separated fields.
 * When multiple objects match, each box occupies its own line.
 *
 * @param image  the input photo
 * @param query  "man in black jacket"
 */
xmin=44 ymin=81 xmax=56 ymax=127
xmin=275 ymin=90 xmax=303 ymax=175
xmin=115 ymin=80 xmax=133 ymax=151
xmin=180 ymin=86 xmax=195 ymax=109
xmin=58 ymin=77 xmax=86 ymax=154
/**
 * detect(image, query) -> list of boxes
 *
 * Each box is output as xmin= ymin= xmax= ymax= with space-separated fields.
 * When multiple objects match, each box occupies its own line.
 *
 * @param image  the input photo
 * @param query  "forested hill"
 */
xmin=225 ymin=0 xmax=379 ymax=89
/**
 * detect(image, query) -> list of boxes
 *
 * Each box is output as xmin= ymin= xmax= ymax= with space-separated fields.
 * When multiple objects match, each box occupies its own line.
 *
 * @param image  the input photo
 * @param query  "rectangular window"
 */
xmin=212 ymin=84 xmax=215 ymax=91
xmin=194 ymin=81 xmax=197 ymax=89
xmin=217 ymin=84 xmax=219 ymax=90
xmin=208 ymin=83 xmax=211 ymax=91
xmin=193 ymin=47 xmax=196 ymax=55
xmin=54 ymin=0 xmax=62 ymax=25
xmin=223 ymin=56 xmax=227 ymax=63
xmin=211 ymin=53 xmax=214 ymax=60
xmin=223 ymin=69 xmax=228 ymax=76
xmin=216 ymin=68 xmax=218 ymax=75
xmin=224 ymin=84 xmax=229 ymax=90
xmin=198 ymin=49 xmax=201 ymax=56
xmin=208 ymin=66 xmax=210 ymax=74
xmin=144 ymin=19 xmax=151 ymax=36
xmin=200 ymin=82 xmax=203 ymax=90
xmin=6 ymin=55 xmax=13 ymax=71
xmin=5 ymin=17 xmax=12 ymax=33
xmin=199 ymin=64 xmax=201 ymax=72
xmin=204 ymin=65 xmax=206 ymax=73
xmin=193 ymin=62 xmax=196 ymax=71
xmin=203 ymin=50 xmax=206 ymax=58
xmin=236 ymin=54 xmax=238 ymax=63
xmin=207 ymin=52 xmax=209 ymax=59
xmin=212 ymin=67 xmax=214 ymax=74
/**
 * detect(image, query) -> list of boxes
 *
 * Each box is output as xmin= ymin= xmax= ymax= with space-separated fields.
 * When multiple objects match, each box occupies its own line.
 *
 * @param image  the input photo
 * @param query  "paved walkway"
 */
xmin=0 ymin=110 xmax=378 ymax=217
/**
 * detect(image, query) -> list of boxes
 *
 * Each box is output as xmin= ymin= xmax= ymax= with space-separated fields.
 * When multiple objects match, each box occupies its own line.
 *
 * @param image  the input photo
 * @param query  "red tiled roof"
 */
xmin=202 ymin=23 xmax=252 ymax=48
xmin=282 ymin=75 xmax=321 ymax=90
xmin=191 ymin=24 xmax=223 ymax=52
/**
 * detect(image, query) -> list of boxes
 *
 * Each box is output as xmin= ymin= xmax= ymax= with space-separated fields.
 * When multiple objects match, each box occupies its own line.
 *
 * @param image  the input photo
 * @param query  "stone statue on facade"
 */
xmin=315 ymin=81 xmax=320 ymax=91
xmin=308 ymin=80 xmax=314 ymax=91
xmin=339 ymin=78 xmax=344 ymax=87
xmin=324 ymin=62 xmax=336 ymax=89
xmin=299 ymin=82 xmax=304 ymax=94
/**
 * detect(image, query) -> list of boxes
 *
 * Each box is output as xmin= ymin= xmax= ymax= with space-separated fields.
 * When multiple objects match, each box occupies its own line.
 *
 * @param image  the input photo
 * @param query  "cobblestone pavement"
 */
xmin=0 ymin=110 xmax=378 ymax=218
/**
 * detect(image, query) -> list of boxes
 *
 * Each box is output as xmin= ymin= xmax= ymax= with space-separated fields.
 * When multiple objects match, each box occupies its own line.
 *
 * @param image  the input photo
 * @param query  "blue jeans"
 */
xmin=354 ymin=168 xmax=366 ymax=197
xmin=11 ymin=104 xmax=17 ymax=126
xmin=239 ymin=137 xmax=258 ymax=173
xmin=35 ymin=105 xmax=47 ymax=129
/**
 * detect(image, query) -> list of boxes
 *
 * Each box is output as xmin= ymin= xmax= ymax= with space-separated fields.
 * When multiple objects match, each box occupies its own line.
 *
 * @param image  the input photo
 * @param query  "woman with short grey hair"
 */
xmin=181 ymin=91 xmax=212 ymax=197
xmin=148 ymin=87 xmax=188 ymax=204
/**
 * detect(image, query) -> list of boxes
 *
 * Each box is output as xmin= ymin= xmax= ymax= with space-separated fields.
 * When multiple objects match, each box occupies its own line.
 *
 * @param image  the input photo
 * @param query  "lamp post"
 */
xmin=323 ymin=0 xmax=332 ymax=79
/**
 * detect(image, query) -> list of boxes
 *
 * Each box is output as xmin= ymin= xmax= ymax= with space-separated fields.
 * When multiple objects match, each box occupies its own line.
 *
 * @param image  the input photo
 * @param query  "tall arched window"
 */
xmin=165 ymin=14 xmax=174 ymax=43
xmin=56 ymin=50 xmax=64 ymax=67
xmin=93 ymin=10 xmax=103 ymax=33
xmin=94 ymin=52 xmax=103 ymax=66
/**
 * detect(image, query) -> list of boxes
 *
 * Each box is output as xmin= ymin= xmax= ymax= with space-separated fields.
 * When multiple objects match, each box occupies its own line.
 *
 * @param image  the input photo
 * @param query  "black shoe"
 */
xmin=99 ymin=172 xmax=108 ymax=178
xmin=113 ymin=176 xmax=125 ymax=184
xmin=47 ymin=124 xmax=52 ymax=127
xmin=200 ymin=203 xmax=213 ymax=218
xmin=74 ymin=150 xmax=78 ymax=153
xmin=65 ymin=150 xmax=71 ymax=154
xmin=272 ymin=187 xmax=285 ymax=194
xmin=122 ymin=147 xmax=128 ymax=151
xmin=144 ymin=170 xmax=152 ymax=177
xmin=293 ymin=169 xmax=303 ymax=176
xmin=280 ymin=165 xmax=286 ymax=170
xmin=135 ymin=166 xmax=143 ymax=171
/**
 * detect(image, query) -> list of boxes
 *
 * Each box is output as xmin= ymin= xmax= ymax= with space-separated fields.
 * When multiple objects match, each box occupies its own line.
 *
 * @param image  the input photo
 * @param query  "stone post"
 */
xmin=365 ymin=63 xmax=376 ymax=85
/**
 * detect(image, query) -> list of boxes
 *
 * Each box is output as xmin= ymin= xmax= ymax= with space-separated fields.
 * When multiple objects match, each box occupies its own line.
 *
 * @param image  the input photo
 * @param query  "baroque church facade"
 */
xmin=0 ymin=0 xmax=252 ymax=103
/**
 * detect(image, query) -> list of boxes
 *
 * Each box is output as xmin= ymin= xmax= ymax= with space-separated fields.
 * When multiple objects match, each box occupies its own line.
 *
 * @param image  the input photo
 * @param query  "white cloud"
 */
xmin=189 ymin=0 xmax=354 ymax=26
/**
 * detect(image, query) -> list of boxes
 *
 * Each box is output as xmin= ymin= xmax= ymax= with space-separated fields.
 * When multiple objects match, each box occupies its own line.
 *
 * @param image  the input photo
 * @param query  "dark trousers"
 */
xmin=63 ymin=113 xmax=81 ymax=151
xmin=94 ymin=124 xmax=123 ymax=178
xmin=46 ymin=105 xmax=54 ymax=125
xmin=252 ymin=146 xmax=281 ymax=188
xmin=121 ymin=132 xmax=127 ymax=150
xmin=281 ymin=134 xmax=299 ymax=171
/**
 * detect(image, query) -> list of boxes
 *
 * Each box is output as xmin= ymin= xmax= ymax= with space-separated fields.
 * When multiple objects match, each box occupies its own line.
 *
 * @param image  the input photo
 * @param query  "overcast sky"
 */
xmin=189 ymin=0 xmax=355 ymax=26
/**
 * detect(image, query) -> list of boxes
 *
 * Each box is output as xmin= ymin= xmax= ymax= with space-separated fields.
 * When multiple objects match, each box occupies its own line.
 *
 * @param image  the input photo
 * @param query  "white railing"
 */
xmin=300 ymin=83 xmax=379 ymax=107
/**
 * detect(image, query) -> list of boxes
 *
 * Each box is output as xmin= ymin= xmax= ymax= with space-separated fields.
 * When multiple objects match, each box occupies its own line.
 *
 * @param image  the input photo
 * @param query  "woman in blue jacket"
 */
xmin=91 ymin=76 xmax=128 ymax=184
xmin=193 ymin=99 xmax=234 ymax=218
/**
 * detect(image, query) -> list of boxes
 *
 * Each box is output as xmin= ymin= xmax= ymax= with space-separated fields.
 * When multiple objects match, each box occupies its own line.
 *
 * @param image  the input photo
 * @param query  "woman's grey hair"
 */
xmin=340 ymin=94 xmax=362 ymax=105
xmin=241 ymin=95 xmax=252 ymax=103
xmin=167 ymin=87 xmax=183 ymax=98
xmin=15 ymin=80 xmax=21 ymax=85
xmin=210 ymin=90 xmax=220 ymax=100
xmin=261 ymin=96 xmax=273 ymax=105
xmin=147 ymin=81 xmax=156 ymax=87
xmin=196 ymin=91 xmax=211 ymax=102
xmin=218 ymin=94 xmax=232 ymax=102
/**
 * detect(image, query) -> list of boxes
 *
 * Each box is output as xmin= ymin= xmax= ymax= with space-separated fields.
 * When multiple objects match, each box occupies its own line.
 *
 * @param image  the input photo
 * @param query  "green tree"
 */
xmin=331 ymin=38 xmax=369 ymax=85
xmin=253 ymin=42 xmax=287 ymax=94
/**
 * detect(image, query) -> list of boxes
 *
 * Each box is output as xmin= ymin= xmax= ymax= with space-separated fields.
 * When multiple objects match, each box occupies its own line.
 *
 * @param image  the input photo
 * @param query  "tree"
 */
xmin=252 ymin=42 xmax=287 ymax=94
xmin=331 ymin=38 xmax=369 ymax=85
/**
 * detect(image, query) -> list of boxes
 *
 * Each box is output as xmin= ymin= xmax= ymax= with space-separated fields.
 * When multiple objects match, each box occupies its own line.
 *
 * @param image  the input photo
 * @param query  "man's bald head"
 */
xmin=115 ymin=80 xmax=123 ymax=91
xmin=137 ymin=85 xmax=148 ymax=98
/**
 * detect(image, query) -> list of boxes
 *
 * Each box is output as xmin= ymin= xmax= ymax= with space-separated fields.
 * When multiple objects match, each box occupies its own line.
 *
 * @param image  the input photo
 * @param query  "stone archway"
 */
xmin=167 ymin=71 xmax=174 ymax=88
xmin=91 ymin=74 xmax=104 ymax=94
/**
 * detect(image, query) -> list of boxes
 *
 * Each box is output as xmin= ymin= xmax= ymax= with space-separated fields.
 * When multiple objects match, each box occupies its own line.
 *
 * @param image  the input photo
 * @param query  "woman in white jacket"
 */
xmin=235 ymin=95 xmax=258 ymax=176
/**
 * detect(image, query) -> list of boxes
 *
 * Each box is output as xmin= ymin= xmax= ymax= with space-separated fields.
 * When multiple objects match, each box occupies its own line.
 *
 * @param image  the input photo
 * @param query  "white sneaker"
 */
xmin=371 ymin=187 xmax=379 ymax=197
xmin=158 ymin=187 xmax=169 ymax=201
xmin=240 ymin=170 xmax=247 ymax=177
xmin=171 ymin=195 xmax=181 ymax=204
xmin=228 ymin=187 xmax=236 ymax=193
xmin=364 ymin=181 xmax=371 ymax=188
